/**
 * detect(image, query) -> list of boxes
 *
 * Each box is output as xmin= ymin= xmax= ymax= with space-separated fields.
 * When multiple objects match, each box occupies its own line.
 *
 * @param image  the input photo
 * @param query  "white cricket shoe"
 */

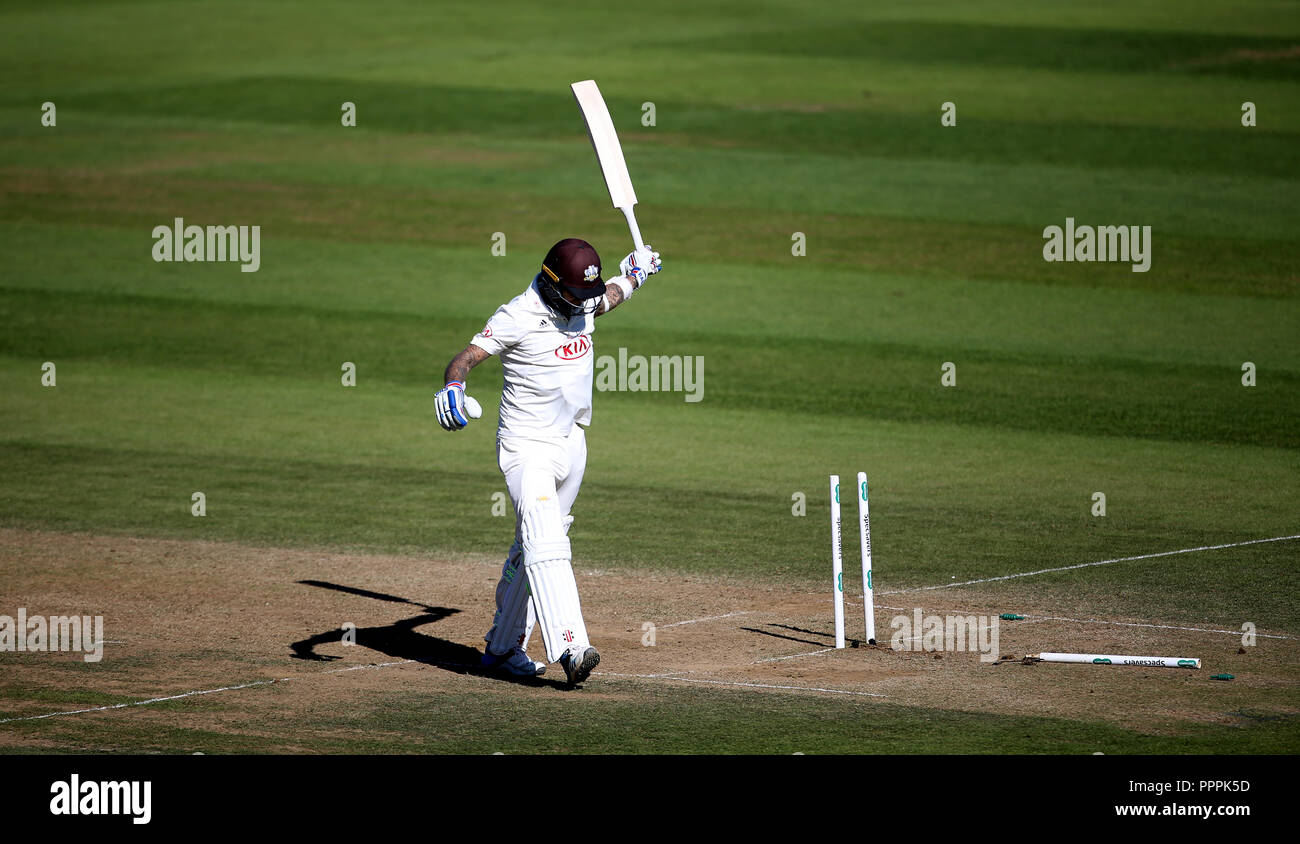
xmin=481 ymin=647 xmax=546 ymax=677
xmin=559 ymin=645 xmax=600 ymax=686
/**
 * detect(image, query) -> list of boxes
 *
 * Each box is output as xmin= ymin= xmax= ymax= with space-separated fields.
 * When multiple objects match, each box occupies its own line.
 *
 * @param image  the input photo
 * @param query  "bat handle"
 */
xmin=620 ymin=206 xmax=645 ymax=252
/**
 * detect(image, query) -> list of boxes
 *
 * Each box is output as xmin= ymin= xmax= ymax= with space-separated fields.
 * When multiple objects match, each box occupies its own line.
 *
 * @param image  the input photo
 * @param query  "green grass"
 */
xmin=1 ymin=0 xmax=1298 ymax=753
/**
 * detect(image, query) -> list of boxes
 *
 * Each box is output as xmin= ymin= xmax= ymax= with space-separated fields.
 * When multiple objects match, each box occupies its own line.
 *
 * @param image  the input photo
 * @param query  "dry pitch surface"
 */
xmin=2 ymin=528 xmax=1296 ymax=752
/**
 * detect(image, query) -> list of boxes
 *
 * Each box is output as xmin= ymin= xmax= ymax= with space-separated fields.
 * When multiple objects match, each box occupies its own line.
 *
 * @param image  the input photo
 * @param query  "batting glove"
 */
xmin=619 ymin=246 xmax=661 ymax=288
xmin=434 ymin=381 xmax=482 ymax=431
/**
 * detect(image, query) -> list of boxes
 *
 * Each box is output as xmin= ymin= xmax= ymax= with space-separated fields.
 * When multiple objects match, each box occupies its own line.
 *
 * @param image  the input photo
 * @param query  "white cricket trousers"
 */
xmin=483 ymin=424 xmax=590 ymax=663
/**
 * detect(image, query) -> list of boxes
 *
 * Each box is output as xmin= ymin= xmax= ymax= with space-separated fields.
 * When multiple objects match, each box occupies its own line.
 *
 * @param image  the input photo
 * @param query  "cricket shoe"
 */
xmin=481 ymin=647 xmax=546 ymax=677
xmin=559 ymin=645 xmax=600 ymax=686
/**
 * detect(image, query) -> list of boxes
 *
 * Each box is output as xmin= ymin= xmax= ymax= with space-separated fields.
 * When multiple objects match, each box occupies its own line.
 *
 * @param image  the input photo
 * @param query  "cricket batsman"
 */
xmin=434 ymin=238 xmax=661 ymax=686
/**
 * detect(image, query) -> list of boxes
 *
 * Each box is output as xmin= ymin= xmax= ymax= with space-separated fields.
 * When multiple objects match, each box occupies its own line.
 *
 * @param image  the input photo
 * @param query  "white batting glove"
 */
xmin=619 ymin=246 xmax=661 ymax=288
xmin=434 ymin=381 xmax=482 ymax=431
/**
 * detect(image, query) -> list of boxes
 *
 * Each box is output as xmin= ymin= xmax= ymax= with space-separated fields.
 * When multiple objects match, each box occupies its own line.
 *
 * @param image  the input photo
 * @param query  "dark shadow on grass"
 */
xmin=290 ymin=580 xmax=564 ymax=689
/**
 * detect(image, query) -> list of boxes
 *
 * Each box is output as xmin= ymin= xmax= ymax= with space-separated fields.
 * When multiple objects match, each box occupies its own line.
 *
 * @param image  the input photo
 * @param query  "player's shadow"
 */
xmin=289 ymin=580 xmax=561 ymax=687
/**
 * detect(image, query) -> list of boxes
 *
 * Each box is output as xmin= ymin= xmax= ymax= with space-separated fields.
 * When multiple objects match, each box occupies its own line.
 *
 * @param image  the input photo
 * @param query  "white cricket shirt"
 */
xmin=469 ymin=276 xmax=595 ymax=438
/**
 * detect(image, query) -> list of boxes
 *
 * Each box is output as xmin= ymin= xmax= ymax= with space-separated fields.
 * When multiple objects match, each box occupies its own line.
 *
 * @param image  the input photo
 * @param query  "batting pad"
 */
xmin=485 ymin=543 xmax=535 ymax=656
xmin=524 ymin=556 xmax=589 ymax=663
xmin=519 ymin=490 xmax=569 ymax=559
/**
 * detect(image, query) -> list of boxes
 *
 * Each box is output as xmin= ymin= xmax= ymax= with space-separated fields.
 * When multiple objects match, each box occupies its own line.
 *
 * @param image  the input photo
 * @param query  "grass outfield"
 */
xmin=1 ymin=0 xmax=1298 ymax=754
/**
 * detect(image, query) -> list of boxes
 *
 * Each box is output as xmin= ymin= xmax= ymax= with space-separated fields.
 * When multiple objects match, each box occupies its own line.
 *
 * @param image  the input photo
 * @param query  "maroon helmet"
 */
xmin=539 ymin=238 xmax=604 ymax=317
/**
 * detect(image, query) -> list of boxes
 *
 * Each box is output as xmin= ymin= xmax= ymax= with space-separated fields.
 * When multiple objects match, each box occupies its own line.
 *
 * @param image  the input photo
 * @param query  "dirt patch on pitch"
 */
xmin=1 ymin=529 xmax=1296 ymax=749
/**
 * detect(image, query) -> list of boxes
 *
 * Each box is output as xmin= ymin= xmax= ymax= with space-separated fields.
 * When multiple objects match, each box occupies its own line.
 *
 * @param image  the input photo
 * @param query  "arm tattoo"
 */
xmin=443 ymin=344 xmax=491 ymax=384
xmin=595 ymin=281 xmax=626 ymax=317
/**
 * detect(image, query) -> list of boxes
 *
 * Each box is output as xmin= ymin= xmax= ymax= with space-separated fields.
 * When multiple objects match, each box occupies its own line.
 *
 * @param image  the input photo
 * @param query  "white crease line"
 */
xmin=0 ymin=680 xmax=277 ymax=724
xmin=874 ymin=603 xmax=1298 ymax=642
xmin=659 ymin=611 xmax=751 ymax=629
xmin=883 ymin=534 xmax=1300 ymax=594
xmin=1014 ymin=614 xmax=1296 ymax=642
xmin=755 ymin=647 xmax=836 ymax=663
xmin=600 ymin=671 xmax=885 ymax=698
xmin=0 ymin=659 xmax=417 ymax=725
xmin=1 ymin=652 xmax=885 ymax=726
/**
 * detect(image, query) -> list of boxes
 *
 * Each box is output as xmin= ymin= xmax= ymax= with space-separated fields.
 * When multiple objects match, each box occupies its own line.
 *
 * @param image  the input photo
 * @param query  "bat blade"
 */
xmin=571 ymin=79 xmax=638 ymax=212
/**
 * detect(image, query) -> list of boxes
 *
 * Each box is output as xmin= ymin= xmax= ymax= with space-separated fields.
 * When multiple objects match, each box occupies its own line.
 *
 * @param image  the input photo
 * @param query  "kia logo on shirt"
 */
xmin=555 ymin=336 xmax=592 ymax=360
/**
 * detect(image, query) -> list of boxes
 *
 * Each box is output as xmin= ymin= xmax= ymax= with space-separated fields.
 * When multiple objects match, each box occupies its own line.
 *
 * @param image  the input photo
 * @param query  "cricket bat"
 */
xmin=570 ymin=79 xmax=645 ymax=251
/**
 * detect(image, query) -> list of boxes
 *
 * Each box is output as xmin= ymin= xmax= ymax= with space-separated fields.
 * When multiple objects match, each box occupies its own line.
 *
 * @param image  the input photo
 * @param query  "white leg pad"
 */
xmin=513 ymin=484 xmax=588 ymax=663
xmin=525 ymin=555 xmax=590 ymax=663
xmin=485 ymin=542 xmax=536 ymax=655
